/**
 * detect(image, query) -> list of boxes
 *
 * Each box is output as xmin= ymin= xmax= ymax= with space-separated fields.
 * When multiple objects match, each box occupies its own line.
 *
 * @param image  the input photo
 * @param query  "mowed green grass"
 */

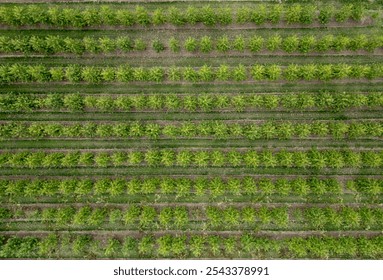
xmin=2 ymin=82 xmax=383 ymax=94
xmin=2 ymin=55 xmax=382 ymax=66
xmin=1 ymin=139 xmax=381 ymax=149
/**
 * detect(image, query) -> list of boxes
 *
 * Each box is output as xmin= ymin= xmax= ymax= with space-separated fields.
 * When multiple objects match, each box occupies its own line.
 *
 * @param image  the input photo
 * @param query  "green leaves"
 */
xmin=152 ymin=39 xmax=164 ymax=53
xmin=12 ymin=33 xmax=383 ymax=55
xmin=2 ymin=63 xmax=383 ymax=84
xmin=2 ymin=234 xmax=382 ymax=259
xmin=249 ymin=35 xmax=264 ymax=52
xmin=184 ymin=37 xmax=197 ymax=52
xmin=216 ymin=35 xmax=231 ymax=52
xmin=0 ymin=148 xmax=382 ymax=169
xmin=200 ymin=36 xmax=212 ymax=53
xmin=0 ymin=4 xmax=367 ymax=30
xmin=169 ymin=37 xmax=180 ymax=52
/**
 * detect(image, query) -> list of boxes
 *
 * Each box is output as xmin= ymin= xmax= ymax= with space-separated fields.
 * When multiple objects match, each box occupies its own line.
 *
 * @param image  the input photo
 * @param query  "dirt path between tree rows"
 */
xmin=1 ymin=230 xmax=381 ymax=239
xmin=2 ymin=49 xmax=383 ymax=59
xmin=2 ymin=201 xmax=382 ymax=209
xmin=0 ymin=19 xmax=375 ymax=31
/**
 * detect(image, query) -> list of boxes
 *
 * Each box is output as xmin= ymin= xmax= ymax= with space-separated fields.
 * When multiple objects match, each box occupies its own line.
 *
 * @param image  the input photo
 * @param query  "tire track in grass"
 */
xmin=2 ymin=202 xmax=382 ymax=208
xmin=3 ymin=81 xmax=383 ymax=94
xmin=1 ymin=230 xmax=382 ymax=239
xmin=0 ymin=21 xmax=375 ymax=31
